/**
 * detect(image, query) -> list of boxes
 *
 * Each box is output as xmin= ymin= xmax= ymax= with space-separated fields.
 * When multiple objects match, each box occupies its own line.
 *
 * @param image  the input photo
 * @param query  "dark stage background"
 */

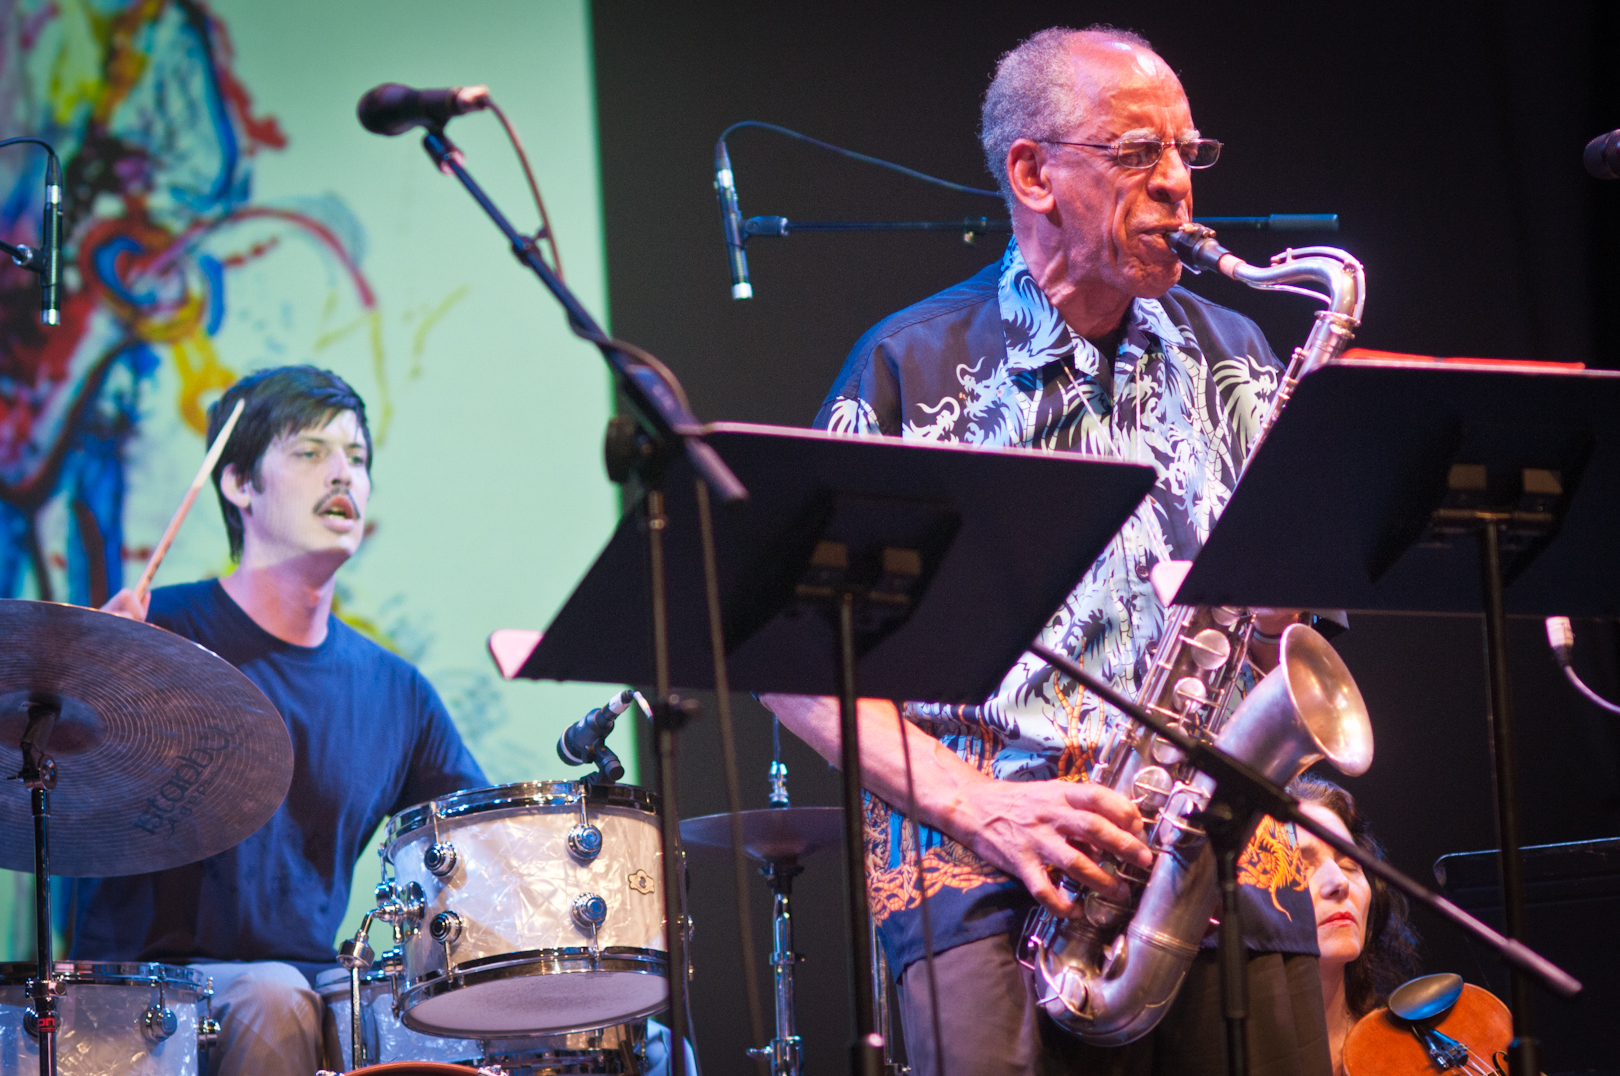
xmin=589 ymin=2 xmax=1620 ymax=1071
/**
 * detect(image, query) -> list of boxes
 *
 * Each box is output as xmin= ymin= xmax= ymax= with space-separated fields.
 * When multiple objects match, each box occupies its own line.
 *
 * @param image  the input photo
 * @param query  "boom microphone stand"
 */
xmin=409 ymin=122 xmax=745 ymax=1076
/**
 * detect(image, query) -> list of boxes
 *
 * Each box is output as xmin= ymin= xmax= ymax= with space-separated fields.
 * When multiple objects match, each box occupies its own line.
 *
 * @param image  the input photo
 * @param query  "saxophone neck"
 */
xmin=1169 ymin=223 xmax=1365 ymax=336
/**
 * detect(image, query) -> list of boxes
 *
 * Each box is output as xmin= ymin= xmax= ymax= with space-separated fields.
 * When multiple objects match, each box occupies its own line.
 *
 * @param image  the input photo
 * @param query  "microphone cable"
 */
xmin=716 ymin=120 xmax=1001 ymax=199
xmin=1546 ymin=617 xmax=1620 ymax=715
xmin=482 ymin=95 xmax=564 ymax=280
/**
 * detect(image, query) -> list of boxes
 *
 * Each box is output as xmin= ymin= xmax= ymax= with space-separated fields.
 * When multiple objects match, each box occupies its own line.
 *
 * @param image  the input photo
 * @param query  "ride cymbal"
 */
xmin=0 ymin=600 xmax=293 ymax=876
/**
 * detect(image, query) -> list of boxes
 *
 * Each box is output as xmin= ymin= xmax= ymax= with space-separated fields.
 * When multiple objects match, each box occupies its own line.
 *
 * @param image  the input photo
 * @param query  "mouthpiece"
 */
xmin=1168 ymin=224 xmax=1234 ymax=276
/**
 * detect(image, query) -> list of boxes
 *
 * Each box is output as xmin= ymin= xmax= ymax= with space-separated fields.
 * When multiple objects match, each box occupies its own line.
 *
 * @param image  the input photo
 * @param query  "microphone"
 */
xmin=557 ymin=689 xmax=639 ymax=779
xmin=1545 ymin=616 xmax=1620 ymax=716
xmin=1585 ymin=129 xmax=1620 ymax=180
xmin=714 ymin=142 xmax=752 ymax=299
xmin=357 ymin=83 xmax=490 ymax=137
xmin=40 ymin=156 xmax=60 ymax=326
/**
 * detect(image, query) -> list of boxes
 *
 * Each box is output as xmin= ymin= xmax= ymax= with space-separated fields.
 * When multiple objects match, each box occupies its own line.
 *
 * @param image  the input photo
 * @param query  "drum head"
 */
xmin=403 ymin=970 xmax=667 ymax=1036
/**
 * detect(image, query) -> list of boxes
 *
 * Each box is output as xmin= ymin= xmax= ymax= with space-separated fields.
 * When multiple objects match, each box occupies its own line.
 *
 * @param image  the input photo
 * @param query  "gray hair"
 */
xmin=979 ymin=25 xmax=1156 ymax=207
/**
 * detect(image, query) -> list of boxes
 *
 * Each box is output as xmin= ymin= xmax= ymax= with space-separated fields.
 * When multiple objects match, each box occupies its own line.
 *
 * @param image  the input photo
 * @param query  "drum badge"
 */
xmin=627 ymin=869 xmax=655 ymax=895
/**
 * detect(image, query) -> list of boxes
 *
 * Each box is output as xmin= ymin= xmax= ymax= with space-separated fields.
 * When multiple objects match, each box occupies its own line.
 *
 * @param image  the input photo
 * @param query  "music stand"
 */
xmin=499 ymin=422 xmax=1156 ymax=1076
xmin=1174 ymin=358 xmax=1620 ymax=1076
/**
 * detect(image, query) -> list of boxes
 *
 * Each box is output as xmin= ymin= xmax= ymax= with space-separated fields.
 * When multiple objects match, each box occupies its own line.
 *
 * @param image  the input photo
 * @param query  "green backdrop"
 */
xmin=0 ymin=0 xmax=627 ymax=961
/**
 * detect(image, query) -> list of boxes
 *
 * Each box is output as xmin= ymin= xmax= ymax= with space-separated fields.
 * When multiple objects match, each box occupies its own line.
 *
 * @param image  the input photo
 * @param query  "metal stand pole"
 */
xmin=749 ymin=861 xmax=804 ymax=1076
xmin=645 ymin=488 xmax=691 ymax=1076
xmin=1476 ymin=517 xmax=1540 ymax=1076
xmin=834 ymin=592 xmax=883 ymax=1076
xmin=30 ymin=787 xmax=56 ymax=1076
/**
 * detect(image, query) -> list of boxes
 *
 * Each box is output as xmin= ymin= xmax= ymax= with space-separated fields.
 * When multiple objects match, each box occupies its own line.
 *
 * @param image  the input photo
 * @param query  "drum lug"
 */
xmin=197 ymin=1016 xmax=221 ymax=1051
xmin=566 ymin=823 xmax=604 ymax=862
xmin=142 ymin=965 xmax=178 ymax=1044
xmin=141 ymin=1003 xmax=178 ymax=1043
xmin=423 ymin=841 xmax=458 ymax=877
xmin=430 ymin=909 xmax=464 ymax=944
xmin=572 ymin=892 xmax=609 ymax=932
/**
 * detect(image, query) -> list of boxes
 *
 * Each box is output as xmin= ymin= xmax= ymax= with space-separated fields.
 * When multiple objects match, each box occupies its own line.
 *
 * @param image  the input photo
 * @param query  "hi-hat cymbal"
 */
xmin=680 ymin=806 xmax=843 ymax=864
xmin=0 ymin=600 xmax=293 ymax=877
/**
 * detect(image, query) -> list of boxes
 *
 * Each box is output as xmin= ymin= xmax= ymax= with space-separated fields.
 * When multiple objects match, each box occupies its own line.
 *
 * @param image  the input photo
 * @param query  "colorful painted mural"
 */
xmin=0 ymin=0 xmax=625 ymax=958
xmin=0 ymin=0 xmax=383 ymax=605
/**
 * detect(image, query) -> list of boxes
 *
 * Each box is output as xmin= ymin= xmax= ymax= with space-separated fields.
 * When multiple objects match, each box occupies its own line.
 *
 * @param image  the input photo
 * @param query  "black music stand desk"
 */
xmin=1173 ymin=358 xmax=1620 ymax=1075
xmin=496 ymin=421 xmax=1156 ymax=1076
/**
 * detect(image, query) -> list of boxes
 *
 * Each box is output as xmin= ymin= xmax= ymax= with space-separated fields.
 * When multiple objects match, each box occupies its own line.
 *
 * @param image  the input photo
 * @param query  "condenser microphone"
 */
xmin=40 ymin=156 xmax=60 ymax=326
xmin=714 ymin=142 xmax=752 ymax=299
xmin=357 ymin=83 xmax=490 ymax=137
xmin=557 ymin=689 xmax=637 ymax=768
xmin=1584 ymin=128 xmax=1620 ymax=180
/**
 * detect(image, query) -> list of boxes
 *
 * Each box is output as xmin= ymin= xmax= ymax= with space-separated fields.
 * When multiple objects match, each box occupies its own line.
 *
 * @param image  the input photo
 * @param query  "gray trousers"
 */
xmin=897 ymin=934 xmax=1332 ymax=1076
xmin=194 ymin=961 xmax=323 ymax=1076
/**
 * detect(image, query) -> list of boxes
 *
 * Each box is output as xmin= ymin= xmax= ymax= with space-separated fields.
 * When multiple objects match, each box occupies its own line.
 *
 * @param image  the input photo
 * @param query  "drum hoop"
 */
xmin=0 ymin=960 xmax=211 ymax=995
xmin=384 ymin=781 xmax=660 ymax=846
xmin=314 ymin=966 xmax=396 ymax=996
xmin=396 ymin=946 xmax=669 ymax=1037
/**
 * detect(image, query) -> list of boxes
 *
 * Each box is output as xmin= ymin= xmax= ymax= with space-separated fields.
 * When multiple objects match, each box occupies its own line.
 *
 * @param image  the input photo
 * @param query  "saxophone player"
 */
xmin=765 ymin=25 xmax=1331 ymax=1076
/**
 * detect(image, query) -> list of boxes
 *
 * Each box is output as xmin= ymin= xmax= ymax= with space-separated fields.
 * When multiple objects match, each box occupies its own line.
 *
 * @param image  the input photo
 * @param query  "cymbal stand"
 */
xmin=749 ymin=858 xmax=806 ymax=1076
xmin=871 ymin=926 xmax=908 ymax=1076
xmin=14 ymin=700 xmax=61 ymax=1076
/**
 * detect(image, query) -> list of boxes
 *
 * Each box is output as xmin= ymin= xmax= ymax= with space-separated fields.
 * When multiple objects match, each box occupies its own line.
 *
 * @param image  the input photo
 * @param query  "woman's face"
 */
xmin=1298 ymin=803 xmax=1373 ymax=973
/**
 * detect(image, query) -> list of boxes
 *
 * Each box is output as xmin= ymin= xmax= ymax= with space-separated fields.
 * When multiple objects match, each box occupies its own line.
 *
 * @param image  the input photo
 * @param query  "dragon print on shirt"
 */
xmin=821 ymin=239 xmax=1317 ymax=962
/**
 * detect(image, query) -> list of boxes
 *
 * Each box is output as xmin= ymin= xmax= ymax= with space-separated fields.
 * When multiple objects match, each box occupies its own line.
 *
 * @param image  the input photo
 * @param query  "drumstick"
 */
xmin=132 ymin=398 xmax=245 ymax=602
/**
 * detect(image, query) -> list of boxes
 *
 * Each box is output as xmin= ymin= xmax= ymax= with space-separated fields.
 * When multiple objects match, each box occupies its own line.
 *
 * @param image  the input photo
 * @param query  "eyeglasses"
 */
xmin=1044 ymin=137 xmax=1223 ymax=170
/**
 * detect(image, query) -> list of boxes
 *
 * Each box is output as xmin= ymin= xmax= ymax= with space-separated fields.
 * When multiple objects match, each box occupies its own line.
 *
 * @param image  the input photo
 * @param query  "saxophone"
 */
xmin=1015 ymin=225 xmax=1375 ymax=1046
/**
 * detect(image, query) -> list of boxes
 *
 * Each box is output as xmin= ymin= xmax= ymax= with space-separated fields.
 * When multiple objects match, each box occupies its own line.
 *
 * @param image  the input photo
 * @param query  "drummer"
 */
xmin=82 ymin=365 xmax=487 ymax=1076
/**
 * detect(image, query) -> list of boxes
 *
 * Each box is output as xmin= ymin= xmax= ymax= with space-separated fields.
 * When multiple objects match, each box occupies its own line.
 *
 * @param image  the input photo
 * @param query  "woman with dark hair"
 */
xmin=1288 ymin=773 xmax=1422 ymax=1076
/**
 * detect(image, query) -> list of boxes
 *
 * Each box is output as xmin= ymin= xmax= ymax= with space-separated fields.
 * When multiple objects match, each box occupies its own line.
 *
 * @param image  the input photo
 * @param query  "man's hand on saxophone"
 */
xmin=760 ymin=692 xmax=1154 ymax=916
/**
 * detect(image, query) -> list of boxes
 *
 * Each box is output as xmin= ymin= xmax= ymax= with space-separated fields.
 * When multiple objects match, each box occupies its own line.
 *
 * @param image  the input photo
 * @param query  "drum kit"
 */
xmin=0 ymin=597 xmax=869 ymax=1076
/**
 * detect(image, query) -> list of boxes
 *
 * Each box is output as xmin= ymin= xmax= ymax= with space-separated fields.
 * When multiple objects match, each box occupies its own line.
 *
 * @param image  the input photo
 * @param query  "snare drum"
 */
xmin=382 ymin=782 xmax=666 ymax=1036
xmin=0 ymin=962 xmax=214 ymax=1076
xmin=314 ymin=967 xmax=475 ymax=1070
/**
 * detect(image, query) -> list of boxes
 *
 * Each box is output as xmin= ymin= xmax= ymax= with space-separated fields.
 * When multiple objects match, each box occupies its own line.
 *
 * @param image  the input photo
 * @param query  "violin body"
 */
xmin=1344 ymin=982 xmax=1512 ymax=1075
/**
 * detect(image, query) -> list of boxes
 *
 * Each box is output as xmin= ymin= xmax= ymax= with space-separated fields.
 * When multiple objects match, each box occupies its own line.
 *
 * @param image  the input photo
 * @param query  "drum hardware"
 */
xmin=683 ymin=793 xmax=843 ymax=1076
xmin=568 ymin=823 xmax=605 ymax=861
xmin=423 ymin=842 xmax=458 ymax=877
xmin=430 ymin=910 xmax=464 ymax=944
xmin=140 ymin=965 xmax=178 ymax=1044
xmin=572 ymin=893 xmax=609 ymax=933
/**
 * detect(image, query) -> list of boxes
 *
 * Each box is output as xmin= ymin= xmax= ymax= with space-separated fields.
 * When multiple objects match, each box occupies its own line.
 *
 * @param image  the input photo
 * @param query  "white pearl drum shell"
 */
xmin=386 ymin=784 xmax=667 ymax=1036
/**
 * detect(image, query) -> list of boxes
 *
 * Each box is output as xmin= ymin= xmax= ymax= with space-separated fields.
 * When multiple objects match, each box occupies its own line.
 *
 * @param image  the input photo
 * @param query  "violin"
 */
xmin=1343 ymin=973 xmax=1516 ymax=1076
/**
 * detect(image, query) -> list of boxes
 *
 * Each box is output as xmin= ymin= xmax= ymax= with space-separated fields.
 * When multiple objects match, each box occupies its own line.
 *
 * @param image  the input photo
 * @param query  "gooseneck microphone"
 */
xmin=714 ymin=142 xmax=752 ymax=300
xmin=40 ymin=155 xmax=60 ymax=326
xmin=357 ymin=83 xmax=491 ymax=137
xmin=1585 ymin=128 xmax=1620 ymax=180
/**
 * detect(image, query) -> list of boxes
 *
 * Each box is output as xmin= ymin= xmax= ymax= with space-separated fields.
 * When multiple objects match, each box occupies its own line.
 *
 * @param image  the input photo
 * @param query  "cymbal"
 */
xmin=0 ymin=600 xmax=293 ymax=877
xmin=680 ymin=806 xmax=843 ymax=864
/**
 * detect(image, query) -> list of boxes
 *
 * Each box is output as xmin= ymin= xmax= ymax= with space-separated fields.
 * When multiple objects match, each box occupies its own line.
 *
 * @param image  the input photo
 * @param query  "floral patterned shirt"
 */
xmin=815 ymin=240 xmax=1318 ymax=973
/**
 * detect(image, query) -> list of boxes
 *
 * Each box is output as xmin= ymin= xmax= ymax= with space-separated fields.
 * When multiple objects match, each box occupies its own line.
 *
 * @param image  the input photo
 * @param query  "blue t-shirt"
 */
xmin=71 ymin=580 xmax=487 ymax=965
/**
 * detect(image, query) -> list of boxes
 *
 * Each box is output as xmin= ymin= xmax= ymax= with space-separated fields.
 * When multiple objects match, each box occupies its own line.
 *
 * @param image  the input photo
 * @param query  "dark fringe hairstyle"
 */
xmin=1289 ymin=772 xmax=1423 ymax=1017
xmin=206 ymin=365 xmax=373 ymax=561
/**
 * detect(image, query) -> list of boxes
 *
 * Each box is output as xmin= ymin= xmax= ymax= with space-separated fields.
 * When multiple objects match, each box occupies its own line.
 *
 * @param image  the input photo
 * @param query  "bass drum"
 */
xmin=0 ymin=962 xmax=213 ymax=1076
xmin=384 ymin=781 xmax=666 ymax=1036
